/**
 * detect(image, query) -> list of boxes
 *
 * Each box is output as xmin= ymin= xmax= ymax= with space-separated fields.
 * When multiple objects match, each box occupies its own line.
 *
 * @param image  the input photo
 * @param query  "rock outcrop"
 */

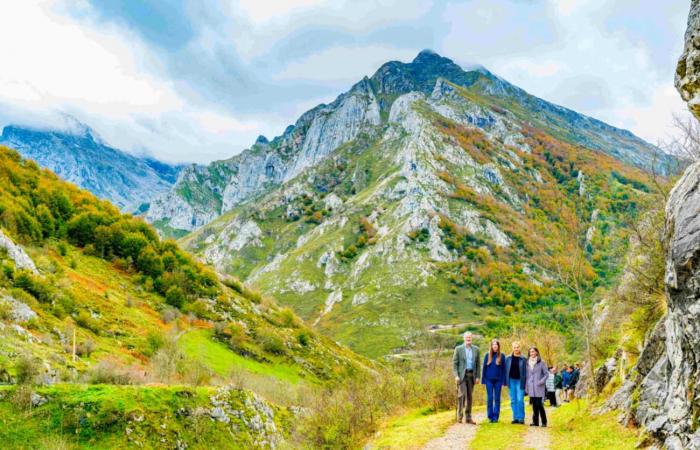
xmin=0 ymin=230 xmax=38 ymax=274
xmin=676 ymin=0 xmax=700 ymax=118
xmin=627 ymin=161 xmax=700 ymax=449
xmin=146 ymin=77 xmax=381 ymax=232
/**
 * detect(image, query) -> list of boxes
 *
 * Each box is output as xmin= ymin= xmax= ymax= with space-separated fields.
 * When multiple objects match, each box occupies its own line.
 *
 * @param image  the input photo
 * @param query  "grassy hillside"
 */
xmin=0 ymin=146 xmax=370 ymax=448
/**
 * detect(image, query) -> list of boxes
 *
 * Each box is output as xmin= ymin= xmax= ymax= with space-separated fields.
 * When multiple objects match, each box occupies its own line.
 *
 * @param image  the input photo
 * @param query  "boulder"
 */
xmin=0 ymin=230 xmax=38 ymax=274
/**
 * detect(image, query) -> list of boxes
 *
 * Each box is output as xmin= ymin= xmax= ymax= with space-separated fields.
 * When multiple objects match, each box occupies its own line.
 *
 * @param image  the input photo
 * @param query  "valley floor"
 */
xmin=366 ymin=399 xmax=640 ymax=450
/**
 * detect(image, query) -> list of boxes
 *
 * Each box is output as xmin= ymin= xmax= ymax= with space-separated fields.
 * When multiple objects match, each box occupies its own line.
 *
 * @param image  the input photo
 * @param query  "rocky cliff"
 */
xmin=0 ymin=120 xmax=182 ymax=212
xmin=148 ymin=50 xmax=672 ymax=235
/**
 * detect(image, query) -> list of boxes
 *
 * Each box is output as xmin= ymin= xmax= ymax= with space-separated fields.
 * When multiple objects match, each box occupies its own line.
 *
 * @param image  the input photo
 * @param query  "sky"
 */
xmin=0 ymin=0 xmax=691 ymax=163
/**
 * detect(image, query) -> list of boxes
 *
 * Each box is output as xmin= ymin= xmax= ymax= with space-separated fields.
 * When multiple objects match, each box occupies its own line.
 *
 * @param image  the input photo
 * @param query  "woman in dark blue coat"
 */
xmin=481 ymin=339 xmax=507 ymax=423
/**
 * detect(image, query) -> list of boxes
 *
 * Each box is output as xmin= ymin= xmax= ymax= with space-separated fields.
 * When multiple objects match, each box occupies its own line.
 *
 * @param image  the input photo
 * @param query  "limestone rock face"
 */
xmin=625 ymin=162 xmax=700 ymax=448
xmin=676 ymin=0 xmax=700 ymax=118
xmin=146 ymin=77 xmax=381 ymax=232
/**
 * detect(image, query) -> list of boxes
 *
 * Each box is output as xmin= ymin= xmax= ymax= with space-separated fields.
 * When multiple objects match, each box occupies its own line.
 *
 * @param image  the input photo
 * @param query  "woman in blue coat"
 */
xmin=481 ymin=339 xmax=507 ymax=423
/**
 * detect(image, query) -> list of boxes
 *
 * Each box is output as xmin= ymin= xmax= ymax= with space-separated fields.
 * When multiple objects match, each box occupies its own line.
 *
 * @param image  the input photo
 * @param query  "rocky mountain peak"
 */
xmin=370 ymin=50 xmax=480 ymax=95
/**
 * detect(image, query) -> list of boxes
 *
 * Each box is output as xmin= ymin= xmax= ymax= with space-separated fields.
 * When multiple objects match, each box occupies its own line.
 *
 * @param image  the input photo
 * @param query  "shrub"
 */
xmin=296 ymin=330 xmax=312 ymax=347
xmin=77 ymin=339 xmax=96 ymax=358
xmin=180 ymin=359 xmax=213 ymax=386
xmin=165 ymin=285 xmax=186 ymax=309
xmin=159 ymin=307 xmax=181 ymax=324
xmin=87 ymin=360 xmax=143 ymax=385
xmin=14 ymin=355 xmax=41 ymax=384
xmin=228 ymin=322 xmax=249 ymax=349
xmin=145 ymin=330 xmax=165 ymax=356
xmin=149 ymin=334 xmax=182 ymax=383
xmin=75 ymin=310 xmax=99 ymax=334
xmin=222 ymin=276 xmax=244 ymax=294
xmin=274 ymin=307 xmax=301 ymax=328
xmin=0 ymin=299 xmax=12 ymax=321
xmin=257 ymin=327 xmax=286 ymax=355
xmin=13 ymin=271 xmax=53 ymax=303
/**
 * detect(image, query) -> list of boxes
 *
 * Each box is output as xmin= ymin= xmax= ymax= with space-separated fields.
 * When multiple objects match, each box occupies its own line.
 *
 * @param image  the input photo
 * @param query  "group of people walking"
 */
xmin=452 ymin=331 xmax=581 ymax=427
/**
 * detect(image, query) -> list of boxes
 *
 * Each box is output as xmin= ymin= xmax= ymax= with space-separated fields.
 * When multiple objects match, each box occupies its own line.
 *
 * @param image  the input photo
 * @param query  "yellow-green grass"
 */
xmin=470 ymin=400 xmax=526 ymax=450
xmin=179 ymin=328 xmax=307 ymax=384
xmin=550 ymin=399 xmax=639 ymax=449
xmin=369 ymin=407 xmax=456 ymax=449
xmin=0 ymin=384 xmax=291 ymax=450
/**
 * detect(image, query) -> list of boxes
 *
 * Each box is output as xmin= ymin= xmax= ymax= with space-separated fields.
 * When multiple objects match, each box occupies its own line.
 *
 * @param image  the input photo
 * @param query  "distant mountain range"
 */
xmin=0 ymin=120 xmax=183 ymax=211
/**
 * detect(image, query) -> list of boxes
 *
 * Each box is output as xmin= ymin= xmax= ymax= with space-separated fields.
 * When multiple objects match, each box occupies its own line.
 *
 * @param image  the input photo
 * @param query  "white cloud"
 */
xmin=602 ymin=84 xmax=689 ymax=146
xmin=274 ymin=44 xmax=416 ymax=83
xmin=0 ymin=2 xmax=181 ymax=113
xmin=498 ymin=59 xmax=567 ymax=78
xmin=0 ymin=0 xmax=691 ymax=165
xmin=0 ymin=1 xmax=271 ymax=163
xmin=236 ymin=0 xmax=326 ymax=24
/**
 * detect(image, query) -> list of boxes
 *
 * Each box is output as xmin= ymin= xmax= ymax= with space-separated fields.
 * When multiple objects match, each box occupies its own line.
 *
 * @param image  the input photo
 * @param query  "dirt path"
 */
xmin=521 ymin=406 xmax=554 ymax=450
xmin=420 ymin=411 xmax=485 ymax=450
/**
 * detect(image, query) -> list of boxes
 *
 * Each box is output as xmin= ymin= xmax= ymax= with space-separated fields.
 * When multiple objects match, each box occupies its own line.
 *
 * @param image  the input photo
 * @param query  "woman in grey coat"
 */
xmin=525 ymin=347 xmax=548 ymax=427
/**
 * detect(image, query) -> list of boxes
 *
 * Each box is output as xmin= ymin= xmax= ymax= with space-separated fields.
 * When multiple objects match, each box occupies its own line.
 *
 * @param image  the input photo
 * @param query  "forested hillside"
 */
xmin=0 ymin=146 xmax=370 ymax=448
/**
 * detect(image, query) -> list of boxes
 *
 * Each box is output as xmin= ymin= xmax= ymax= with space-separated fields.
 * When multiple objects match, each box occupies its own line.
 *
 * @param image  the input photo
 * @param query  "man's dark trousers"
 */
xmin=458 ymin=370 xmax=475 ymax=421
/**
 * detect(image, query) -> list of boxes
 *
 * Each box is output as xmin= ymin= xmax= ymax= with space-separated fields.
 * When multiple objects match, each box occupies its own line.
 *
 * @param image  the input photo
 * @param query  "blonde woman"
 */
xmin=505 ymin=341 xmax=526 ymax=424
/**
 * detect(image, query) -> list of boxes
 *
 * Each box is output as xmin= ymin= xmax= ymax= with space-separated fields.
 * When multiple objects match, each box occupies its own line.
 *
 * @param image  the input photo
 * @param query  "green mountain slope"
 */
xmin=0 ymin=146 xmax=369 ymax=448
xmin=181 ymin=54 xmax=661 ymax=358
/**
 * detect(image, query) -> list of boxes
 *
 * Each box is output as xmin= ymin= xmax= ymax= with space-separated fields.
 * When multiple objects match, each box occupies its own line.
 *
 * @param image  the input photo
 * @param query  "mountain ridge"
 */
xmin=146 ymin=50 xmax=673 ymax=235
xmin=0 ymin=121 xmax=184 ymax=212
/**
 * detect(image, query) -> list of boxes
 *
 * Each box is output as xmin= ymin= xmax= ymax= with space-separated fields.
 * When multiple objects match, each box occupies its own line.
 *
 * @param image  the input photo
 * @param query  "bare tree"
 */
xmin=552 ymin=207 xmax=596 ymax=391
xmin=665 ymin=113 xmax=700 ymax=162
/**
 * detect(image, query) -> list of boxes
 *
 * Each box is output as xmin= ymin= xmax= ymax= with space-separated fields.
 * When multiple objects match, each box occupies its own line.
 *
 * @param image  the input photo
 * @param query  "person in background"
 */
xmin=525 ymin=347 xmax=549 ymax=427
xmin=452 ymin=331 xmax=481 ymax=424
xmin=561 ymin=364 xmax=571 ymax=402
xmin=482 ymin=339 xmax=507 ymax=423
xmin=545 ymin=366 xmax=558 ymax=407
xmin=554 ymin=365 xmax=563 ymax=406
xmin=567 ymin=364 xmax=579 ymax=400
xmin=505 ymin=341 xmax=527 ymax=424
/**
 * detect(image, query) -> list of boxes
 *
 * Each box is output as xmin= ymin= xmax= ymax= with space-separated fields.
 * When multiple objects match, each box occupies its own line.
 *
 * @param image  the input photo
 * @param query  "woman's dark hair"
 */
xmin=528 ymin=347 xmax=540 ymax=359
xmin=487 ymin=339 xmax=502 ymax=365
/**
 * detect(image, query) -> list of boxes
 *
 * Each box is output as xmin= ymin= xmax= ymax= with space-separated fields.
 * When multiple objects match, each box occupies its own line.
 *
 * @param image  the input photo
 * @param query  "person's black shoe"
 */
xmin=541 ymin=423 xmax=547 ymax=428
xmin=511 ymin=420 xmax=517 ymax=424
xmin=530 ymin=423 xmax=539 ymax=427
xmin=519 ymin=420 xmax=526 ymax=424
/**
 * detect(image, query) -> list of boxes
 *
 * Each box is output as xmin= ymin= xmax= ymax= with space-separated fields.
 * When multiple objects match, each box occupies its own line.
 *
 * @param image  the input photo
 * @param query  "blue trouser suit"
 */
xmin=485 ymin=379 xmax=503 ymax=421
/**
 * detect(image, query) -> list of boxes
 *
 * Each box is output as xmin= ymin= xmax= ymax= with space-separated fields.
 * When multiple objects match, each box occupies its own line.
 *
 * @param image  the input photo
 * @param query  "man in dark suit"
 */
xmin=452 ymin=331 xmax=481 ymax=424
